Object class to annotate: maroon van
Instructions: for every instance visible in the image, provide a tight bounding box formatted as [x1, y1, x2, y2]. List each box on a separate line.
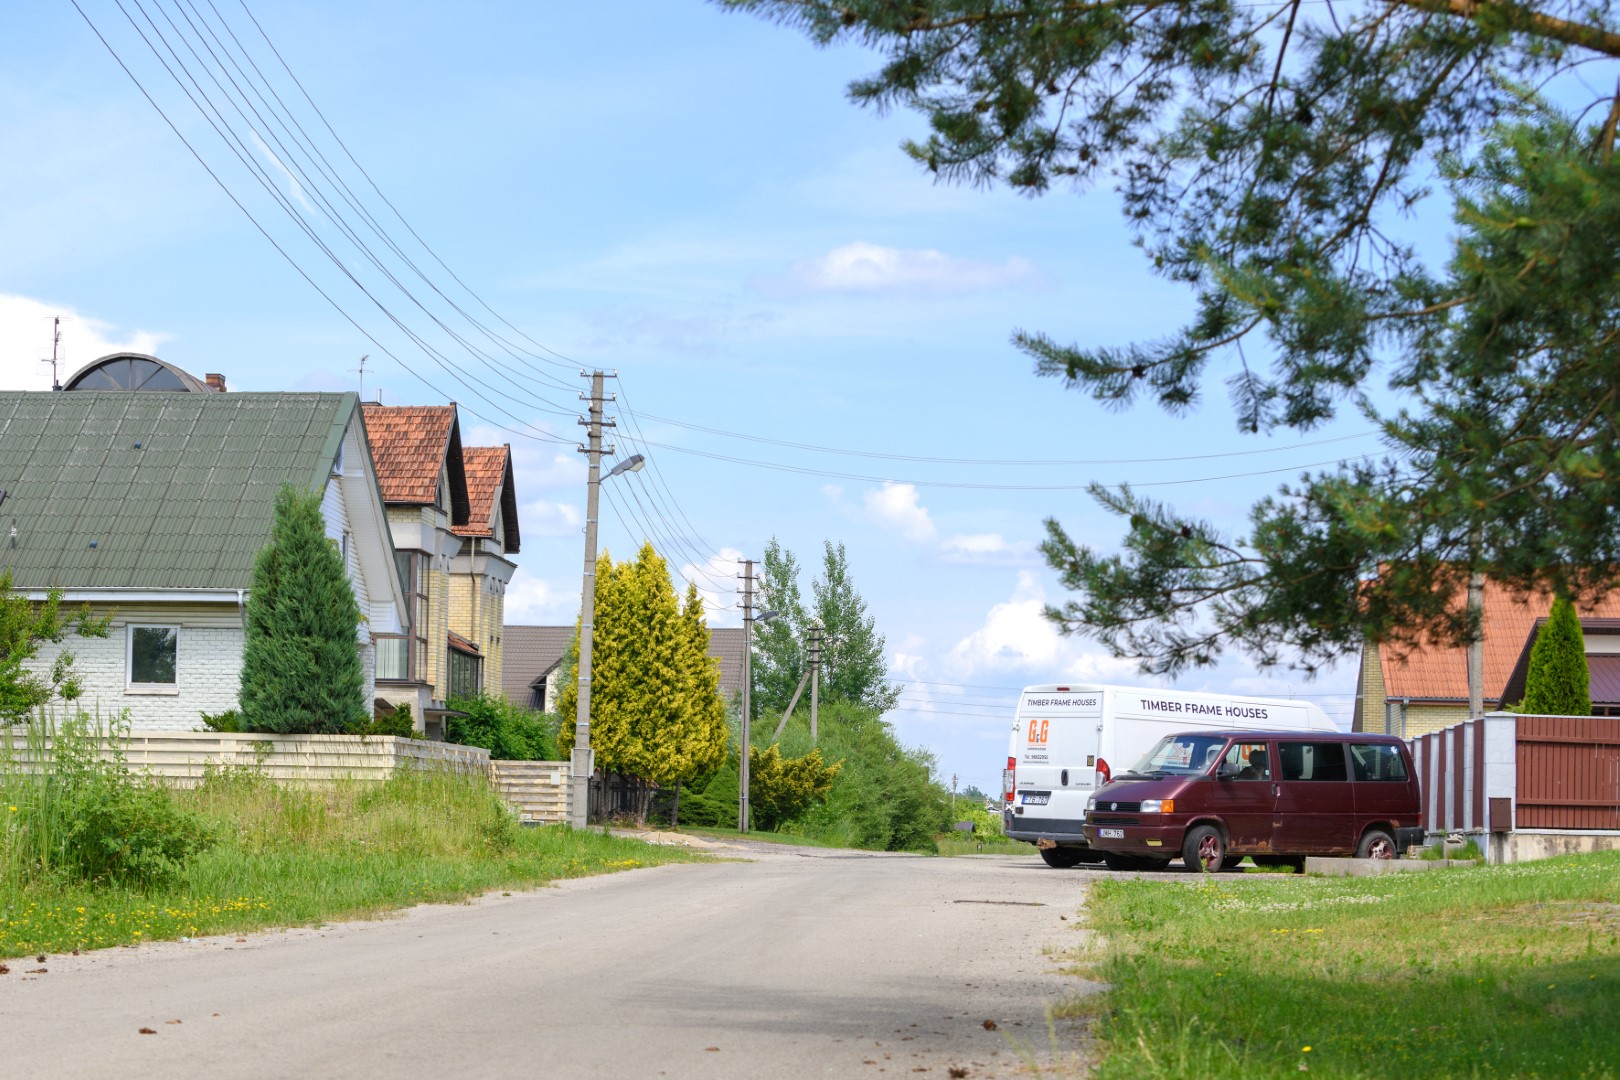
[1081, 730, 1423, 871]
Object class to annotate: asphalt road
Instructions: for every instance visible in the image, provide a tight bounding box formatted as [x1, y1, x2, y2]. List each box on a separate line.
[1, 840, 1102, 1079]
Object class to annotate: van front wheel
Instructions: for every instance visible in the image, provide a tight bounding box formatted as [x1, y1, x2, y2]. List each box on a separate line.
[1182, 825, 1225, 873]
[1040, 847, 1085, 869]
[1357, 829, 1398, 860]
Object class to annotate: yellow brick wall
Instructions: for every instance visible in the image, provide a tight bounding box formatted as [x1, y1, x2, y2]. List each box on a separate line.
[1401, 705, 1470, 738]
[1357, 645, 1387, 733]
[448, 564, 506, 696]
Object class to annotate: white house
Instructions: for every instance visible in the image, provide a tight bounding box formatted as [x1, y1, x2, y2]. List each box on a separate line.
[1, 354, 405, 730]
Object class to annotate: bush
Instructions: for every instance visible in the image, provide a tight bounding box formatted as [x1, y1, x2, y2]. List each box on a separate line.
[748, 744, 840, 831]
[444, 693, 557, 761]
[2, 710, 215, 886]
[1521, 596, 1592, 716]
[199, 708, 245, 732]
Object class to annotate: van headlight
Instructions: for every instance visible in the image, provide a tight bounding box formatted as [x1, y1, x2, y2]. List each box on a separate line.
[1139, 799, 1175, 814]
[1086, 794, 1097, 812]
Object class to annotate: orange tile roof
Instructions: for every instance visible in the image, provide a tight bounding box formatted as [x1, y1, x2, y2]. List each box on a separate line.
[452, 446, 507, 538]
[447, 630, 480, 656]
[1378, 580, 1620, 703]
[360, 403, 457, 504]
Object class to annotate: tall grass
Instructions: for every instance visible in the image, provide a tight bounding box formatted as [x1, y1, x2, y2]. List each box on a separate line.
[1, 719, 707, 957]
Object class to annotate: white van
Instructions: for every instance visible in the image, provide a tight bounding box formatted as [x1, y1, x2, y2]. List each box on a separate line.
[1001, 683, 1339, 867]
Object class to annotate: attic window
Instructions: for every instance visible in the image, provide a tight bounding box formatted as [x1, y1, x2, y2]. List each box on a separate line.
[70, 357, 190, 391]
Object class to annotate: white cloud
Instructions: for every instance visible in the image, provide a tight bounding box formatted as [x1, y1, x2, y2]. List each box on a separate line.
[0, 294, 170, 391]
[768, 242, 1036, 295]
[860, 482, 936, 541]
[504, 569, 578, 624]
[939, 533, 1038, 565]
[679, 546, 745, 628]
[949, 571, 1138, 681]
[521, 499, 582, 537]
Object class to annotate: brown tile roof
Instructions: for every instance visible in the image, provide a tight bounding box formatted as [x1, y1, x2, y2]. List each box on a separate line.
[360, 403, 470, 524]
[1378, 581, 1620, 704]
[448, 631, 480, 656]
[451, 445, 520, 552]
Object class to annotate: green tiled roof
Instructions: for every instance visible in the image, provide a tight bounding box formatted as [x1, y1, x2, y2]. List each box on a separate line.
[0, 392, 356, 591]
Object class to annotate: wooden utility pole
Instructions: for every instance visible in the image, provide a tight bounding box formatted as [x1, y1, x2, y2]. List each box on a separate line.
[808, 621, 823, 744]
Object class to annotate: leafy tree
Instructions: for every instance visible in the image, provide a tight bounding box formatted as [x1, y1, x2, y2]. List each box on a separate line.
[753, 537, 809, 716]
[747, 744, 842, 831]
[0, 569, 110, 724]
[725, 1, 1620, 673]
[239, 485, 366, 734]
[1520, 596, 1592, 715]
[813, 542, 901, 712]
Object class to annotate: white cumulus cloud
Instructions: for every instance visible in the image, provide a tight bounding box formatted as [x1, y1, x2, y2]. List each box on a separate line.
[679, 546, 745, 628]
[504, 569, 578, 624]
[939, 533, 1038, 565]
[949, 571, 1139, 680]
[771, 242, 1035, 295]
[860, 482, 936, 541]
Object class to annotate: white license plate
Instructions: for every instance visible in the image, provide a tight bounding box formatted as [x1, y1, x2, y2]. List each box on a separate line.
[1022, 794, 1049, 806]
[1098, 828, 1125, 839]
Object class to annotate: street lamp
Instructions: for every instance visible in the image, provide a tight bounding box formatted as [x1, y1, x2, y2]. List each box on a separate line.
[571, 447, 647, 828]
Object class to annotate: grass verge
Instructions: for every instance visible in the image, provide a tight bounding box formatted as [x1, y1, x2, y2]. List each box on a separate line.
[1082, 852, 1620, 1078]
[1, 766, 708, 957]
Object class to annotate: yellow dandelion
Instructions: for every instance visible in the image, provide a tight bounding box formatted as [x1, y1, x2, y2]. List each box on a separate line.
[1302, 1047, 1312, 1053]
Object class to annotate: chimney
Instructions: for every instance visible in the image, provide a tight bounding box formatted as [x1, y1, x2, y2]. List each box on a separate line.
[205, 373, 227, 392]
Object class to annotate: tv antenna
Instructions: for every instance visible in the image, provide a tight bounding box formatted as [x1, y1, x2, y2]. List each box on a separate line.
[42, 316, 66, 390]
[353, 354, 370, 400]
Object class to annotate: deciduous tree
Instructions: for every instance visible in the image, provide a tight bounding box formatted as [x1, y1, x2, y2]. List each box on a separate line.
[0, 569, 110, 723]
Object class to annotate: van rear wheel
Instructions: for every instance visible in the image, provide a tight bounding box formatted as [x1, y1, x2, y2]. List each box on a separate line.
[1040, 847, 1085, 869]
[1182, 825, 1225, 873]
[1357, 828, 1398, 860]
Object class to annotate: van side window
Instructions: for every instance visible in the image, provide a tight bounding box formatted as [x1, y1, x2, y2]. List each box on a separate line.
[1278, 742, 1348, 782]
[1350, 743, 1408, 782]
[1224, 742, 1270, 780]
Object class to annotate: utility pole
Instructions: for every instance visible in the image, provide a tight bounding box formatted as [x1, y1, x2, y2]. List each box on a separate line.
[572, 369, 617, 828]
[808, 620, 823, 744]
[952, 773, 958, 815]
[738, 558, 756, 833]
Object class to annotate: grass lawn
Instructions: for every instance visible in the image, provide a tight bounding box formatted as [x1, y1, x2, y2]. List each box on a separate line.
[935, 834, 1029, 857]
[1074, 852, 1620, 1078]
[1, 769, 710, 958]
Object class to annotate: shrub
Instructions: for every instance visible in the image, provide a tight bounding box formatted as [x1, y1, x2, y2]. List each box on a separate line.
[2, 709, 214, 886]
[748, 744, 840, 831]
[199, 708, 245, 732]
[445, 693, 557, 760]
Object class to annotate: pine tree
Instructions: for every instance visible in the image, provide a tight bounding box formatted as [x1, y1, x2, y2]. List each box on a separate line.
[239, 485, 366, 734]
[1521, 597, 1592, 717]
[664, 583, 731, 825]
[731, 3, 1620, 675]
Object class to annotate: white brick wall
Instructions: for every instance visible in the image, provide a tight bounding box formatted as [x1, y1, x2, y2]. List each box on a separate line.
[34, 624, 246, 732]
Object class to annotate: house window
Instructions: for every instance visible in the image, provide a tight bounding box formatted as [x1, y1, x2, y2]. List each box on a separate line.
[448, 649, 482, 700]
[376, 551, 429, 683]
[127, 625, 179, 690]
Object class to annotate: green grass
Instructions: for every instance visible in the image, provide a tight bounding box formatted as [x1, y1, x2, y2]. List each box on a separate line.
[934, 834, 1029, 856]
[1, 766, 709, 957]
[1079, 852, 1620, 1078]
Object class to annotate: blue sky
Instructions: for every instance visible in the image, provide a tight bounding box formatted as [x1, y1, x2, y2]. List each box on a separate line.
[0, 0, 1406, 794]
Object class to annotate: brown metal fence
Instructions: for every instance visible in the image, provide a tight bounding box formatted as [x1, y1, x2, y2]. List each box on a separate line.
[1514, 716, 1620, 829]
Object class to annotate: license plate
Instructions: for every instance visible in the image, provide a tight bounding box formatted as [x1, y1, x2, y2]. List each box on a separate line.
[1098, 828, 1125, 839]
[1021, 793, 1049, 806]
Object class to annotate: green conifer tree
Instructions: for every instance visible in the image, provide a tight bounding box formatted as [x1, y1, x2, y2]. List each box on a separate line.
[239, 485, 366, 734]
[1520, 597, 1592, 717]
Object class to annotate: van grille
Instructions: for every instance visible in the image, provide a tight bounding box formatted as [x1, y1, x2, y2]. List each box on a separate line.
[1089, 814, 1140, 826]
[1092, 800, 1142, 813]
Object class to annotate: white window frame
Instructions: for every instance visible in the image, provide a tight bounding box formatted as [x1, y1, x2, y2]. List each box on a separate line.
[126, 623, 181, 695]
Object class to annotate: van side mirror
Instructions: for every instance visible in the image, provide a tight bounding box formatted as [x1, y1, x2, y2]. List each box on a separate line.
[1216, 762, 1241, 780]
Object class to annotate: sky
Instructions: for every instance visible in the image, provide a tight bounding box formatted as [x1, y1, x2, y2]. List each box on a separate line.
[0, 0, 1422, 795]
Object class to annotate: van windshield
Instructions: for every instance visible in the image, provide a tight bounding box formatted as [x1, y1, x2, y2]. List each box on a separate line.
[1125, 734, 1229, 777]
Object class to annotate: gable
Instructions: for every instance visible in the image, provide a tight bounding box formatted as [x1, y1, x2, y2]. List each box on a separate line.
[359, 403, 470, 524]
[452, 445, 520, 553]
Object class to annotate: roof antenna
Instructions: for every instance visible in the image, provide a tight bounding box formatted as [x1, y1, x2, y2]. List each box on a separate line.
[41, 316, 65, 390]
[352, 354, 370, 400]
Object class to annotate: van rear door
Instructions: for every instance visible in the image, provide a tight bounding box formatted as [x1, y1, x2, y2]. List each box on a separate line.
[1013, 690, 1103, 835]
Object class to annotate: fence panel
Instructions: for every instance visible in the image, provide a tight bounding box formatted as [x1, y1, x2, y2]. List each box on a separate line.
[1515, 716, 1620, 829]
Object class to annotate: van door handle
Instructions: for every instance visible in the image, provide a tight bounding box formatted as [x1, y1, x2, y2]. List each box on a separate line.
[1272, 784, 1280, 797]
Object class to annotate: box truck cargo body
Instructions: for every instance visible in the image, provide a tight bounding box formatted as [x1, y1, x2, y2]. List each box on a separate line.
[1001, 684, 1339, 867]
